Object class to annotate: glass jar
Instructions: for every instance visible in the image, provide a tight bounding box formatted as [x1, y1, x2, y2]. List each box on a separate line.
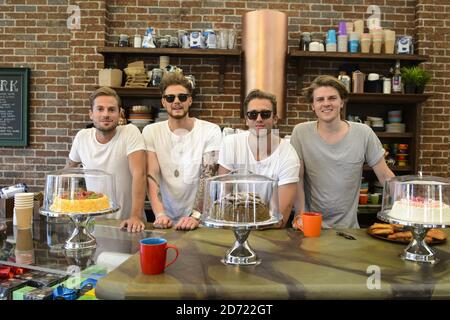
[119, 34, 129, 47]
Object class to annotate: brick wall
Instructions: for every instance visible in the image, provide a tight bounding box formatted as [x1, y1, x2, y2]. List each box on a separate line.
[0, 0, 449, 191]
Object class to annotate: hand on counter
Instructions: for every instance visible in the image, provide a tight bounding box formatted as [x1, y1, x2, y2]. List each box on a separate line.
[120, 217, 145, 233]
[175, 216, 200, 231]
[153, 214, 173, 229]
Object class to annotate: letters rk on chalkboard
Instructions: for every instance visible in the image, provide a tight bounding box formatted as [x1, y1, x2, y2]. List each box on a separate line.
[0, 68, 29, 146]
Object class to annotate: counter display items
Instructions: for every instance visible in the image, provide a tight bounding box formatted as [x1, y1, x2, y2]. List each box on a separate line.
[40, 168, 120, 250]
[378, 173, 450, 263]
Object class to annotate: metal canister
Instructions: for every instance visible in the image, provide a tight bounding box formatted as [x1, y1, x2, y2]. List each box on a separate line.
[338, 74, 351, 93]
[0, 183, 28, 199]
[383, 77, 392, 94]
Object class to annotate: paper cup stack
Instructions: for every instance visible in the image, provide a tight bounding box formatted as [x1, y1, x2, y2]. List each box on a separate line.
[14, 192, 34, 230]
[384, 30, 396, 54]
[371, 28, 383, 54]
[14, 228, 35, 264]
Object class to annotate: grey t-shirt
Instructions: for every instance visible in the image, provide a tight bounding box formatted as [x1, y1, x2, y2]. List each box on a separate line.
[290, 121, 385, 228]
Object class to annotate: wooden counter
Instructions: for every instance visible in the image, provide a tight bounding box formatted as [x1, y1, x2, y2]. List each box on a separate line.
[96, 226, 450, 300]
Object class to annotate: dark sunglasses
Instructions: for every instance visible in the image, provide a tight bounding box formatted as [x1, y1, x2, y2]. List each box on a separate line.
[163, 94, 190, 103]
[246, 110, 273, 120]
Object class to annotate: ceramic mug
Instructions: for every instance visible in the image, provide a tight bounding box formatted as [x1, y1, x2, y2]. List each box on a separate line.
[295, 212, 322, 237]
[140, 238, 179, 275]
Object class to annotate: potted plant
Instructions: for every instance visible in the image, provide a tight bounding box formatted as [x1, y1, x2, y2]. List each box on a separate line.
[401, 66, 432, 94]
[401, 66, 420, 94]
[415, 67, 431, 94]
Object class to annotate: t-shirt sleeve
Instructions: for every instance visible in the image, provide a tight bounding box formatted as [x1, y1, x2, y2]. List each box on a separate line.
[365, 126, 386, 167]
[278, 144, 300, 186]
[68, 131, 81, 163]
[125, 125, 147, 156]
[218, 135, 234, 171]
[142, 124, 156, 152]
[204, 124, 222, 154]
[290, 125, 303, 161]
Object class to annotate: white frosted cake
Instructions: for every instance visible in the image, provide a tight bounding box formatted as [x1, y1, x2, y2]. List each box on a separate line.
[389, 196, 450, 224]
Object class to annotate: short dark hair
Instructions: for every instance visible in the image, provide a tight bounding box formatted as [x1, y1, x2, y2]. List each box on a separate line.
[243, 89, 277, 115]
[89, 87, 121, 109]
[303, 75, 349, 104]
[159, 72, 193, 95]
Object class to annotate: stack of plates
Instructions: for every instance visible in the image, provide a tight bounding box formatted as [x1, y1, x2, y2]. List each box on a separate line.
[386, 123, 405, 133]
[128, 105, 153, 131]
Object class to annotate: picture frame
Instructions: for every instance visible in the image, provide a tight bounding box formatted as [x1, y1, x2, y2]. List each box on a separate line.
[0, 67, 29, 146]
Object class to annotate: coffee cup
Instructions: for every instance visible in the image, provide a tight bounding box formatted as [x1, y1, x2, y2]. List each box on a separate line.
[296, 212, 322, 237]
[140, 237, 179, 275]
[369, 193, 380, 205]
[359, 193, 369, 205]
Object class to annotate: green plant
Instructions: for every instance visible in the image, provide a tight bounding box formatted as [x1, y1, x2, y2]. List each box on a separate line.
[401, 66, 431, 87]
[416, 68, 432, 87]
[400, 66, 420, 85]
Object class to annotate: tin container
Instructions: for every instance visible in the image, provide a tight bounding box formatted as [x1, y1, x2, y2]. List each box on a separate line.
[0, 183, 28, 199]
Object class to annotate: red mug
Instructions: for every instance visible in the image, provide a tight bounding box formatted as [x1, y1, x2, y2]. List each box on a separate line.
[140, 238, 179, 275]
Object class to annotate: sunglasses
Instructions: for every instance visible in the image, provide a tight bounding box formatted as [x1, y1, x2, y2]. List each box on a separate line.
[246, 110, 273, 120]
[163, 94, 190, 103]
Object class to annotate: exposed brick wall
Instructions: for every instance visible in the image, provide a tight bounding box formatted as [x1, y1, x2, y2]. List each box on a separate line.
[0, 0, 449, 191]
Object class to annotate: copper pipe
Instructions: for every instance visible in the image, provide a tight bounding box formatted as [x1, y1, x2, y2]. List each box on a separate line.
[242, 10, 288, 119]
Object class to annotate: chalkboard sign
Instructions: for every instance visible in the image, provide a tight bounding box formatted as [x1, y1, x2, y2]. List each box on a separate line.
[0, 68, 29, 146]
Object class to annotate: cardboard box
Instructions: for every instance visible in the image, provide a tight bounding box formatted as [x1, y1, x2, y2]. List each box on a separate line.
[99, 68, 123, 87]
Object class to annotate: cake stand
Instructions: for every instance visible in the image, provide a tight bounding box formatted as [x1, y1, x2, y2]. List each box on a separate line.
[377, 210, 449, 264]
[203, 217, 281, 266]
[40, 207, 119, 250]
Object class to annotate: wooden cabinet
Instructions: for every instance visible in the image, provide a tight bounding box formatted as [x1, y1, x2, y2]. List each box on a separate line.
[289, 49, 431, 224]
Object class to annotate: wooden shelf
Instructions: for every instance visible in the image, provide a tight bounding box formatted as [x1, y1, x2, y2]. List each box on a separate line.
[375, 132, 414, 138]
[104, 87, 161, 97]
[364, 165, 413, 172]
[348, 93, 431, 104]
[289, 49, 428, 63]
[97, 47, 241, 93]
[97, 47, 241, 57]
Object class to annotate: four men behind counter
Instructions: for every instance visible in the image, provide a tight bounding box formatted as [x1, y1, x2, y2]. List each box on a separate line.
[67, 73, 394, 232]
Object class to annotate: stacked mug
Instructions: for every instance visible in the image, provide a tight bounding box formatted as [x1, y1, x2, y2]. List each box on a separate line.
[14, 192, 34, 229]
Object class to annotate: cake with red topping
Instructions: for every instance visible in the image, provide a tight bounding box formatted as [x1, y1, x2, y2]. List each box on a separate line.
[50, 190, 110, 213]
[389, 196, 450, 224]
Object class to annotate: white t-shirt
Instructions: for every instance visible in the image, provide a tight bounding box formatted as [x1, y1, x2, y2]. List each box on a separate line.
[219, 131, 300, 186]
[69, 124, 147, 220]
[142, 119, 222, 220]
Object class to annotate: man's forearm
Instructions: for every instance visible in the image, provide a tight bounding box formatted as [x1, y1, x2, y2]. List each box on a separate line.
[130, 172, 146, 219]
[147, 174, 165, 214]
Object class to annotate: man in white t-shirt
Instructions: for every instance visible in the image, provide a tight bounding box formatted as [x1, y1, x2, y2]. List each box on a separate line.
[142, 73, 222, 231]
[68, 87, 147, 232]
[218, 89, 300, 227]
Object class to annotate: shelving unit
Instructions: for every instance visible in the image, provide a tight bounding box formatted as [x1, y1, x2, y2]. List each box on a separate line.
[97, 47, 241, 94]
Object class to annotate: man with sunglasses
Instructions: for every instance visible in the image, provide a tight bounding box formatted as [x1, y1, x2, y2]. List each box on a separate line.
[142, 73, 222, 231]
[67, 87, 147, 233]
[218, 89, 300, 227]
[290, 75, 394, 229]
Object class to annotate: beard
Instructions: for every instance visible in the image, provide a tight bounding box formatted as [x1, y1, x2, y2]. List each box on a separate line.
[93, 119, 119, 133]
[168, 108, 188, 119]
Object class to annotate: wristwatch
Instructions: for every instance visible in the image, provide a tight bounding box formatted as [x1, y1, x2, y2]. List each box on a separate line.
[189, 210, 202, 221]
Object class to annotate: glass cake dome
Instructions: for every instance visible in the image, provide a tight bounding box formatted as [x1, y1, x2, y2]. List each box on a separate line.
[202, 172, 282, 229]
[380, 174, 450, 227]
[42, 168, 119, 215]
[40, 168, 120, 251]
